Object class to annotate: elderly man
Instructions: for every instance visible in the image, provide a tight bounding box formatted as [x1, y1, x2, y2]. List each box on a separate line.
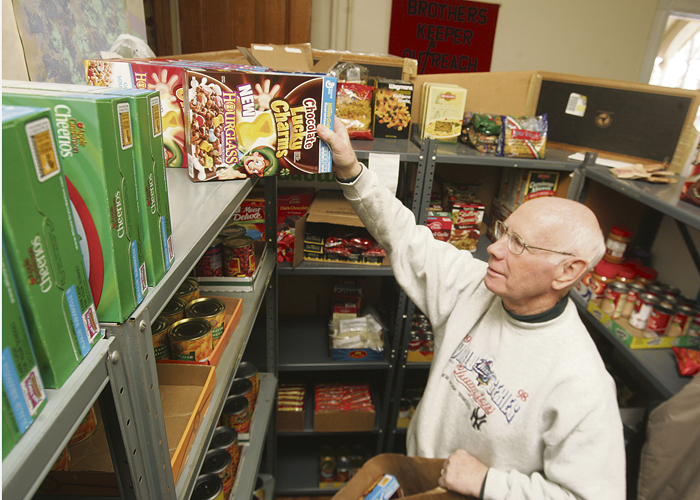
[317, 118, 626, 500]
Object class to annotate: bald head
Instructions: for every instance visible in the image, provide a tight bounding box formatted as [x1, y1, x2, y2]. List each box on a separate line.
[513, 197, 605, 271]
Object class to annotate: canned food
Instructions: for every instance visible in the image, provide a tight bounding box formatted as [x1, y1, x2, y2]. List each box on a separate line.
[220, 223, 247, 239]
[687, 313, 700, 337]
[196, 238, 224, 277]
[644, 283, 665, 297]
[253, 476, 265, 500]
[50, 446, 71, 471]
[151, 316, 171, 360]
[645, 303, 675, 338]
[229, 377, 254, 412]
[220, 395, 250, 433]
[192, 474, 224, 500]
[186, 297, 227, 346]
[160, 297, 187, 324]
[68, 405, 97, 446]
[629, 293, 658, 330]
[336, 455, 352, 482]
[175, 277, 200, 304]
[601, 282, 628, 319]
[235, 361, 259, 410]
[666, 303, 697, 337]
[201, 449, 233, 499]
[223, 236, 256, 277]
[319, 445, 336, 482]
[621, 282, 646, 318]
[168, 318, 213, 362]
[210, 426, 240, 481]
[399, 398, 411, 419]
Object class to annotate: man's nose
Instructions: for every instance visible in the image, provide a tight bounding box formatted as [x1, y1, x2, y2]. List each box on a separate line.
[486, 235, 508, 258]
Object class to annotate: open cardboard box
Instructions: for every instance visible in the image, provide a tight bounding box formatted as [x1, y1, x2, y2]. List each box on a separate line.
[293, 190, 390, 268]
[156, 295, 243, 367]
[37, 364, 216, 495]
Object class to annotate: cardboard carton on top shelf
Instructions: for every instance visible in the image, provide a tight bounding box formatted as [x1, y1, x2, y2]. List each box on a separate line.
[1, 105, 101, 388]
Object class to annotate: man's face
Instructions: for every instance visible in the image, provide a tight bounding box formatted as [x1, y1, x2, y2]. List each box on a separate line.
[484, 205, 562, 313]
[243, 151, 268, 175]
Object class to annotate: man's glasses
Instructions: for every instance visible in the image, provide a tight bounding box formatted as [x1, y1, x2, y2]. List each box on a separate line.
[493, 220, 574, 256]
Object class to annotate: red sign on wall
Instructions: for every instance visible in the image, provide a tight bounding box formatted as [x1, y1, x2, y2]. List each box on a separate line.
[388, 0, 500, 75]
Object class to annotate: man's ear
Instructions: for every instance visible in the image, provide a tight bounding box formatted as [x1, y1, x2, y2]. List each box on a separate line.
[552, 258, 588, 291]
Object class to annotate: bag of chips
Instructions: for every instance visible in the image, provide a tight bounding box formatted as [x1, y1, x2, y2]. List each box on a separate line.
[498, 114, 548, 159]
[672, 347, 700, 377]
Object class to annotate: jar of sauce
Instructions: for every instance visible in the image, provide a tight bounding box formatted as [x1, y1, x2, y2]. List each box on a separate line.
[603, 225, 634, 264]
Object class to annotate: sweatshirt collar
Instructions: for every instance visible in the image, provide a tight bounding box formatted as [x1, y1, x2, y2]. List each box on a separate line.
[502, 294, 570, 323]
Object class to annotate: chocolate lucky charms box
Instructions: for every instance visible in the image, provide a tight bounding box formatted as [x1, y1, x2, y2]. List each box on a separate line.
[184, 70, 337, 181]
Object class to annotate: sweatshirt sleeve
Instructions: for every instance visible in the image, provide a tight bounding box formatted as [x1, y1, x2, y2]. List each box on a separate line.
[339, 166, 488, 327]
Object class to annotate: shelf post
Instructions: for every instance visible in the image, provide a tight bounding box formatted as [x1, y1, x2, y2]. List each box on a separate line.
[264, 176, 278, 477]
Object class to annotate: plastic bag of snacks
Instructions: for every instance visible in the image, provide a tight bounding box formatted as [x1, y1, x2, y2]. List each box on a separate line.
[681, 162, 700, 207]
[466, 113, 501, 153]
[498, 114, 548, 159]
[672, 347, 700, 376]
[336, 83, 375, 140]
[329, 62, 369, 84]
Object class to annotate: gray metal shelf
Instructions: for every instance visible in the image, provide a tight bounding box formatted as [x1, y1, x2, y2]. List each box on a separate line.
[2, 336, 114, 500]
[585, 165, 700, 231]
[278, 260, 394, 276]
[350, 137, 423, 162]
[432, 141, 579, 171]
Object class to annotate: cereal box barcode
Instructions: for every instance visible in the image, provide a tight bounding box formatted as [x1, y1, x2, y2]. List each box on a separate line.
[565, 93, 587, 117]
[25, 117, 61, 183]
[117, 102, 133, 149]
[150, 96, 162, 137]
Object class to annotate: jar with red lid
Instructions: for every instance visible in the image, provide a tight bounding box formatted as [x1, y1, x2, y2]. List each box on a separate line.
[614, 264, 637, 284]
[587, 260, 618, 301]
[603, 226, 634, 264]
[636, 266, 658, 285]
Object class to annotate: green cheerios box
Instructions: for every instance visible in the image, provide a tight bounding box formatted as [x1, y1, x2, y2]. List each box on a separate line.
[2, 81, 175, 286]
[1, 105, 102, 388]
[2, 88, 148, 323]
[2, 243, 48, 458]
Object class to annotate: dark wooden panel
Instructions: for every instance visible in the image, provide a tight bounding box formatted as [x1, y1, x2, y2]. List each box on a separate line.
[288, 0, 311, 43]
[233, 0, 257, 47]
[203, 0, 234, 51]
[260, 0, 288, 44]
[179, 0, 206, 54]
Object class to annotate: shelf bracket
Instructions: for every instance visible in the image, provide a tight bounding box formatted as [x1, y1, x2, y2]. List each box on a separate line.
[569, 152, 597, 201]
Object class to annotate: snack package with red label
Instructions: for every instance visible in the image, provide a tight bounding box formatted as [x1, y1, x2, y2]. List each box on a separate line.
[680, 162, 700, 208]
[672, 347, 700, 376]
[336, 83, 374, 140]
[498, 114, 548, 159]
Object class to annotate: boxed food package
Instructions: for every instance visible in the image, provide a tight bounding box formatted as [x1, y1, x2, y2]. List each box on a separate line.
[183, 68, 337, 181]
[420, 83, 467, 142]
[277, 383, 306, 432]
[426, 211, 452, 242]
[314, 383, 375, 432]
[2, 88, 149, 323]
[499, 169, 560, 213]
[369, 78, 413, 139]
[2, 245, 48, 458]
[2, 81, 175, 286]
[84, 58, 265, 169]
[1, 105, 101, 388]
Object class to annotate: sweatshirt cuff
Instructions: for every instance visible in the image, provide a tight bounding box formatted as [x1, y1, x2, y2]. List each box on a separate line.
[481, 468, 509, 500]
[338, 162, 374, 201]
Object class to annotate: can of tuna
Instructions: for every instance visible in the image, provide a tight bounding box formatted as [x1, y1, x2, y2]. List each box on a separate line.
[223, 236, 256, 277]
[196, 238, 224, 277]
[201, 449, 233, 499]
[168, 318, 213, 362]
[629, 293, 658, 330]
[151, 316, 171, 360]
[175, 277, 200, 304]
[229, 377, 254, 414]
[220, 223, 247, 239]
[220, 395, 250, 433]
[192, 473, 224, 500]
[160, 297, 187, 324]
[210, 426, 240, 481]
[68, 406, 97, 446]
[666, 302, 696, 337]
[645, 303, 675, 338]
[236, 362, 259, 410]
[186, 297, 227, 346]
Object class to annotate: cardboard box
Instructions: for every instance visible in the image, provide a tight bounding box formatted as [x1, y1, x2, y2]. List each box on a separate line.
[2, 81, 176, 286]
[156, 295, 243, 367]
[182, 68, 336, 181]
[37, 363, 216, 494]
[587, 300, 700, 349]
[313, 409, 376, 433]
[293, 191, 390, 267]
[2, 88, 149, 323]
[1, 105, 101, 388]
[407, 350, 433, 363]
[313, 383, 375, 432]
[2, 245, 48, 458]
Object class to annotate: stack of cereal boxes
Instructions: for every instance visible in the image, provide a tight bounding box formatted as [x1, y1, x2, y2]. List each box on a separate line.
[83, 58, 338, 182]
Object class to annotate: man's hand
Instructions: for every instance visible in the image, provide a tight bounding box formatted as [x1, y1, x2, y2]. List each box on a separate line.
[317, 117, 363, 181]
[437, 449, 489, 498]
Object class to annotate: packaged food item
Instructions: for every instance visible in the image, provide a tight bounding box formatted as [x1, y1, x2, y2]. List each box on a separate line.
[499, 169, 560, 212]
[220, 395, 251, 433]
[151, 316, 171, 360]
[369, 78, 412, 139]
[201, 449, 233, 500]
[603, 226, 634, 264]
[184, 69, 337, 181]
[336, 82, 374, 140]
[210, 426, 240, 483]
[420, 83, 467, 142]
[160, 297, 188, 324]
[222, 235, 256, 277]
[466, 113, 501, 153]
[235, 362, 259, 411]
[2, 88, 148, 324]
[2, 245, 47, 458]
[168, 318, 213, 362]
[498, 114, 548, 159]
[671, 347, 700, 376]
[1, 104, 101, 387]
[186, 297, 227, 346]
[600, 282, 628, 319]
[192, 474, 224, 500]
[68, 405, 97, 446]
[362, 474, 401, 500]
[195, 238, 224, 277]
[228, 377, 254, 414]
[50, 446, 71, 471]
[175, 277, 200, 304]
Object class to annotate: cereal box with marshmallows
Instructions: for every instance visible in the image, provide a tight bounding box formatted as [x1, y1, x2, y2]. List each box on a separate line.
[184, 69, 337, 182]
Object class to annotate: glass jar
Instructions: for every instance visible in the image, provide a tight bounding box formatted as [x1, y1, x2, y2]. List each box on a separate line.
[636, 266, 658, 285]
[587, 260, 618, 301]
[603, 225, 634, 264]
[614, 264, 637, 285]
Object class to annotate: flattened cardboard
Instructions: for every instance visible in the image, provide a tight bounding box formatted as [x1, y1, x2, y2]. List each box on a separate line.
[313, 409, 375, 432]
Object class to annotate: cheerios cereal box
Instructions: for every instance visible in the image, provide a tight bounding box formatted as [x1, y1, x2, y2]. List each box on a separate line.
[369, 78, 413, 139]
[183, 69, 337, 182]
[2, 88, 148, 324]
[1, 105, 101, 389]
[2, 243, 48, 458]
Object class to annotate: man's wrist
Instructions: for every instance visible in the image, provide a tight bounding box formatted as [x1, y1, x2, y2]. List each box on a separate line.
[336, 162, 364, 183]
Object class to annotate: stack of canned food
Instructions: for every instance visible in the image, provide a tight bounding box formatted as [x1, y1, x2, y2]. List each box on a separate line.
[194, 223, 257, 278]
[408, 312, 434, 356]
[583, 259, 700, 339]
[151, 278, 228, 362]
[319, 444, 368, 485]
[219, 362, 260, 435]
